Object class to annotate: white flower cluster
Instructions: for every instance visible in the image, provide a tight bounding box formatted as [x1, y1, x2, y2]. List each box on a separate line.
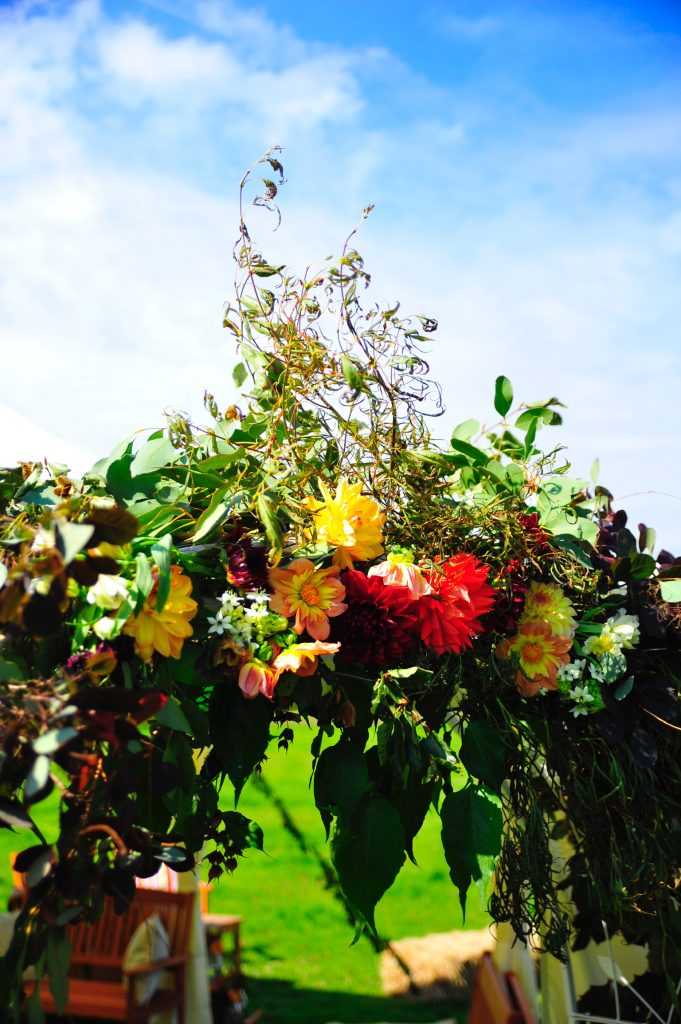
[206, 590, 285, 654]
[557, 658, 604, 716]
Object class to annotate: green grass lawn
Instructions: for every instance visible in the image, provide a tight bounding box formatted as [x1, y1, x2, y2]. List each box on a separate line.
[0, 725, 489, 1023]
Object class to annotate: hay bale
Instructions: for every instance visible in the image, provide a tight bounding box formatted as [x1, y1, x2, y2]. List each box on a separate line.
[380, 928, 495, 1002]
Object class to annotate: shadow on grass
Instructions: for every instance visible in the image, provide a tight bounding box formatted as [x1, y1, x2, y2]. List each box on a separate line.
[243, 977, 468, 1024]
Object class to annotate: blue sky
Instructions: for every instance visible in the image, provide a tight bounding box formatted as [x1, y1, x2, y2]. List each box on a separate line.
[1, 0, 680, 546]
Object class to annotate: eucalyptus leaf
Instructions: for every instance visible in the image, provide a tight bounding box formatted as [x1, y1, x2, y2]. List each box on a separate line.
[33, 728, 78, 755]
[233, 362, 248, 388]
[54, 522, 94, 565]
[151, 533, 172, 612]
[130, 437, 178, 478]
[494, 376, 513, 417]
[24, 756, 52, 803]
[660, 579, 681, 603]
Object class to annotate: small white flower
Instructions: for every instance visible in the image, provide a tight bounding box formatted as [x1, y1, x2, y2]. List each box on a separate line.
[588, 663, 605, 683]
[569, 684, 595, 704]
[571, 705, 590, 717]
[557, 659, 586, 683]
[87, 574, 129, 611]
[219, 591, 243, 610]
[207, 612, 226, 635]
[93, 615, 119, 640]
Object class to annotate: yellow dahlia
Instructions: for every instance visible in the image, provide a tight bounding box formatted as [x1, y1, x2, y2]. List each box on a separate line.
[269, 558, 346, 640]
[519, 582, 577, 637]
[498, 621, 572, 697]
[306, 478, 385, 569]
[123, 565, 197, 661]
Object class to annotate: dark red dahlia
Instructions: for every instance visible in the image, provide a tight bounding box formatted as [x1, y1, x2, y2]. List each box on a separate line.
[331, 570, 419, 669]
[225, 535, 270, 591]
[487, 558, 528, 633]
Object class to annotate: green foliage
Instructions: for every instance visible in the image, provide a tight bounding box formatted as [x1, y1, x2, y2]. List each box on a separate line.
[440, 786, 503, 917]
[331, 798, 406, 935]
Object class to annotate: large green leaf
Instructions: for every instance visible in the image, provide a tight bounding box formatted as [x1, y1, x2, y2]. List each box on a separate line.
[314, 736, 369, 824]
[460, 721, 506, 793]
[221, 811, 264, 853]
[330, 797, 406, 934]
[440, 785, 502, 917]
[192, 487, 230, 542]
[389, 763, 435, 864]
[209, 684, 272, 803]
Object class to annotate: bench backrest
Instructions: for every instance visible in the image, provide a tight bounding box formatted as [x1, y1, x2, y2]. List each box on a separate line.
[68, 890, 195, 969]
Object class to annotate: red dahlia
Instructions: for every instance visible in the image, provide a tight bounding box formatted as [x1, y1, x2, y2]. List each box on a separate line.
[418, 553, 496, 653]
[331, 570, 419, 669]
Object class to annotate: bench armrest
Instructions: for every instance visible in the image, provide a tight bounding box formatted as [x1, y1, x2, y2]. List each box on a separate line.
[123, 954, 189, 978]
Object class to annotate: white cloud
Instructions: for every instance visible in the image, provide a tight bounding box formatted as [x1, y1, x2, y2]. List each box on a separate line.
[0, 0, 680, 546]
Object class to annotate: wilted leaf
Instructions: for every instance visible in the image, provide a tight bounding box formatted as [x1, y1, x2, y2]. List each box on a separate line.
[87, 504, 140, 545]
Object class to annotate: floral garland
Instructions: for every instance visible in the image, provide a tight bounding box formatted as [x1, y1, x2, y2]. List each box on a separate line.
[0, 158, 679, 1019]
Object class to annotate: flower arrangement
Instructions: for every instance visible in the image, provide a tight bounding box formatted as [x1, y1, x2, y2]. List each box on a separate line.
[0, 156, 679, 1018]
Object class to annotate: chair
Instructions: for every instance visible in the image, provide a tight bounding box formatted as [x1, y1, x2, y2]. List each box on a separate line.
[468, 953, 532, 1024]
[25, 889, 195, 1024]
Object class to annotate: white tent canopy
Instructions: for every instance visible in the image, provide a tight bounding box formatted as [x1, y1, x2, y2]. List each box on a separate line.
[0, 403, 95, 478]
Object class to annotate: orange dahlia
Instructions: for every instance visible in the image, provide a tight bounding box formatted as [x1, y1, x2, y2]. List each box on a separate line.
[268, 558, 346, 640]
[498, 620, 572, 697]
[273, 640, 340, 677]
[123, 565, 197, 661]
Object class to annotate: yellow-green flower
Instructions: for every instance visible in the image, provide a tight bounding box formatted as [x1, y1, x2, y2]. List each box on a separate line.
[123, 565, 197, 661]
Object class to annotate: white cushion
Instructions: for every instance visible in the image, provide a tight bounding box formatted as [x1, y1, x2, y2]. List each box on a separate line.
[122, 912, 170, 1005]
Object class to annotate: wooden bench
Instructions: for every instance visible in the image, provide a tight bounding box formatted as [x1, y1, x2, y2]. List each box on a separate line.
[468, 953, 534, 1024]
[25, 889, 194, 1024]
